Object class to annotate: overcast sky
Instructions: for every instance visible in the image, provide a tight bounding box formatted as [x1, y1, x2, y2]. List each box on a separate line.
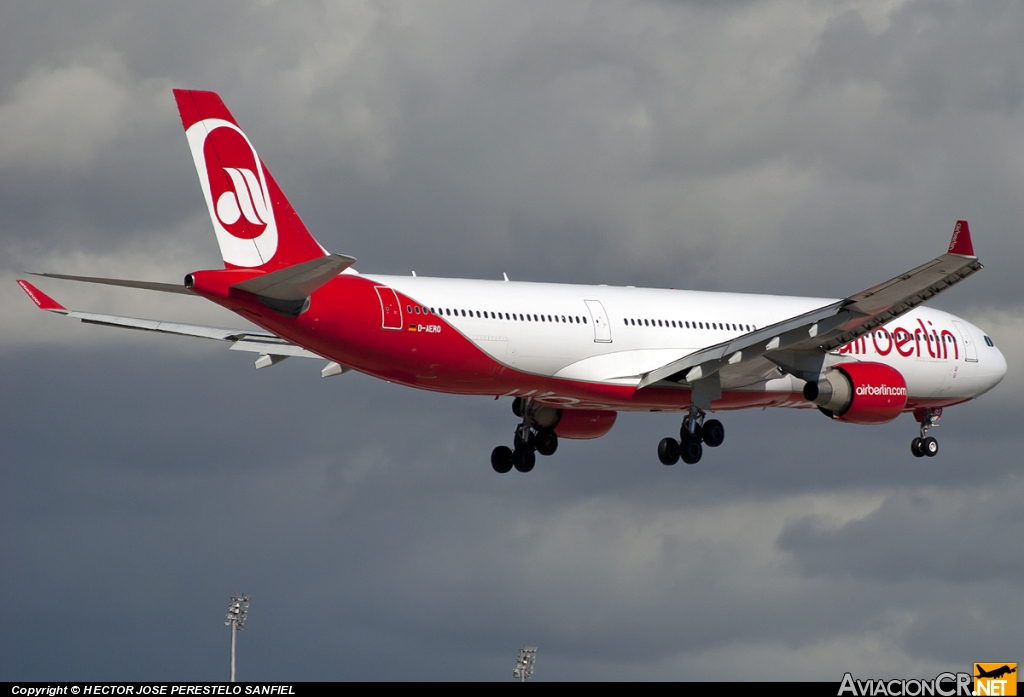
[2, 0, 1022, 682]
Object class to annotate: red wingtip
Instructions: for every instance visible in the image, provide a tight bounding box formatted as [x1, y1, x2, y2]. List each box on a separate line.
[17, 280, 67, 311]
[947, 220, 974, 256]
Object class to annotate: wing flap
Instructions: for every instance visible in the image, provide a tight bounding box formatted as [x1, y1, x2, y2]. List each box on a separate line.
[67, 311, 272, 342]
[228, 340, 322, 358]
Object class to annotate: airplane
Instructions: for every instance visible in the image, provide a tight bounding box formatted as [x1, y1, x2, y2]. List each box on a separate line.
[17, 89, 1008, 474]
[975, 665, 1016, 680]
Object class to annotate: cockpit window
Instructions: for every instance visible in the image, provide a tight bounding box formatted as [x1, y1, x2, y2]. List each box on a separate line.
[984, 336, 995, 347]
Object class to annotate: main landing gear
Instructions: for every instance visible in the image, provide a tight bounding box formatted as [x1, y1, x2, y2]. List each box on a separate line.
[491, 398, 560, 474]
[910, 408, 942, 458]
[657, 406, 725, 466]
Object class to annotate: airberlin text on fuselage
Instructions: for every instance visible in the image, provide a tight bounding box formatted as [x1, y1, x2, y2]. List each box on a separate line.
[841, 318, 960, 360]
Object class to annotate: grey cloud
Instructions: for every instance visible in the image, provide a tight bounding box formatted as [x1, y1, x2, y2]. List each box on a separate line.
[778, 481, 1024, 584]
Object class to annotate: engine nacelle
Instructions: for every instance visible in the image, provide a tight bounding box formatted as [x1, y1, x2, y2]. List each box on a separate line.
[554, 410, 618, 439]
[803, 362, 908, 424]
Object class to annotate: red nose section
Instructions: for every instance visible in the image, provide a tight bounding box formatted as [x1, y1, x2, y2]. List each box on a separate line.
[947, 220, 974, 257]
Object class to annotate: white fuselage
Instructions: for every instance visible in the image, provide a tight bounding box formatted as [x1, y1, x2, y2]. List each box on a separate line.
[370, 274, 1007, 406]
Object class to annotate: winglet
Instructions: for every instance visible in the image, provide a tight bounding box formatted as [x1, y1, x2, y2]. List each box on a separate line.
[947, 220, 974, 257]
[17, 279, 67, 312]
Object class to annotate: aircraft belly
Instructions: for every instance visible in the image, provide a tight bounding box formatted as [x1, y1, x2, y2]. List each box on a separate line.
[554, 347, 696, 383]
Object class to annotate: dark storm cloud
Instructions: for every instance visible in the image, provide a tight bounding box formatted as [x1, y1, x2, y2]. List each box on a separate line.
[3, 0, 1023, 682]
[778, 483, 1024, 584]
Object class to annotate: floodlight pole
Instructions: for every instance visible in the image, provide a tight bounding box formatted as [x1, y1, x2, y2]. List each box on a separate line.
[225, 594, 250, 683]
[513, 645, 537, 682]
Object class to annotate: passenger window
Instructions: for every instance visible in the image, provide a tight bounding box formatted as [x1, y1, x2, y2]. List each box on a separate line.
[406, 305, 412, 313]
[582, 317, 587, 324]
[414, 306, 421, 314]
[984, 336, 994, 347]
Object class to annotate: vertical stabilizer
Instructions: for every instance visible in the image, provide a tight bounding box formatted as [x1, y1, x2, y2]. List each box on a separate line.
[174, 89, 327, 270]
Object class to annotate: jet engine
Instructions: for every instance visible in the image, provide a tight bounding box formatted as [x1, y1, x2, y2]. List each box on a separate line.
[803, 362, 908, 424]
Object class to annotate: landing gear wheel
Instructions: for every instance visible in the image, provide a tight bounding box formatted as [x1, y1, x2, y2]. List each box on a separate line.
[680, 421, 703, 443]
[536, 430, 558, 456]
[491, 445, 514, 473]
[921, 437, 938, 457]
[910, 438, 925, 458]
[702, 419, 725, 448]
[680, 437, 703, 465]
[513, 447, 536, 473]
[658, 437, 680, 466]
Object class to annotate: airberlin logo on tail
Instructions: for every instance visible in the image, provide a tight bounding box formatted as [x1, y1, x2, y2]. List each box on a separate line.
[184, 118, 278, 267]
[216, 166, 271, 228]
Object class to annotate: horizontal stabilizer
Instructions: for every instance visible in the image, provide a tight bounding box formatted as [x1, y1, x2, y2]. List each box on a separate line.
[32, 273, 193, 295]
[231, 253, 356, 300]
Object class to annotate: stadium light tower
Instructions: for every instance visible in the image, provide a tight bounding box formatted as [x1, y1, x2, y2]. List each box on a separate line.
[225, 594, 250, 682]
[513, 645, 537, 682]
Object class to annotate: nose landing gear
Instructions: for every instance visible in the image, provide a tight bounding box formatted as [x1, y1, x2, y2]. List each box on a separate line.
[657, 406, 725, 466]
[491, 398, 560, 474]
[911, 408, 942, 458]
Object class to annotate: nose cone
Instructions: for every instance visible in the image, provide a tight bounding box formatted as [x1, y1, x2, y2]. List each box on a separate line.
[975, 329, 1008, 397]
[991, 345, 1008, 387]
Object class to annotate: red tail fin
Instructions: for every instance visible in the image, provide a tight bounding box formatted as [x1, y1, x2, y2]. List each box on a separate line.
[173, 89, 327, 270]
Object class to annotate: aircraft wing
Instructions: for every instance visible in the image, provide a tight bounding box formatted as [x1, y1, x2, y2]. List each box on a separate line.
[638, 221, 983, 390]
[16, 279, 340, 369]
